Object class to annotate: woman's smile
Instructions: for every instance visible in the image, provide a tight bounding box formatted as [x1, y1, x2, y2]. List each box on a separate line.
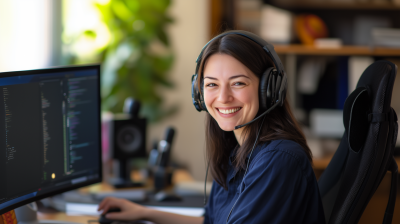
[216, 107, 242, 117]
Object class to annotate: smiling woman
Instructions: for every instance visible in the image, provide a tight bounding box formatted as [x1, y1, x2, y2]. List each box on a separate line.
[194, 31, 326, 223]
[196, 32, 311, 183]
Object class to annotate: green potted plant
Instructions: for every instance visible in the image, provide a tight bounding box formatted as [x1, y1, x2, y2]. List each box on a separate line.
[64, 0, 177, 122]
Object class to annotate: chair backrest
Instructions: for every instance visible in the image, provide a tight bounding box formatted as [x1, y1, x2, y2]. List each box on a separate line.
[318, 60, 398, 224]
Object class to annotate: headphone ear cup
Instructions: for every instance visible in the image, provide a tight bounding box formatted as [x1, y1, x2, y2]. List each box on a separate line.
[271, 72, 276, 104]
[259, 67, 275, 111]
[191, 74, 207, 112]
[191, 74, 203, 111]
[200, 80, 207, 111]
[278, 75, 287, 106]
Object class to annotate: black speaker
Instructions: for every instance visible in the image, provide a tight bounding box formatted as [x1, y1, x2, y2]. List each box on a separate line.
[111, 97, 147, 159]
[107, 98, 147, 188]
[112, 118, 146, 159]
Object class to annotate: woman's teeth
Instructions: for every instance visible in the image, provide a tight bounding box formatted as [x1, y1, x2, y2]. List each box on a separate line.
[219, 108, 241, 114]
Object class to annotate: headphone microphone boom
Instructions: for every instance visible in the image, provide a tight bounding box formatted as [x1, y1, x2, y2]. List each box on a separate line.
[234, 102, 279, 130]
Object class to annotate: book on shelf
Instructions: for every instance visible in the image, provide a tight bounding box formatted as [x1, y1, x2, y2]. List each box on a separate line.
[348, 56, 374, 93]
[314, 38, 343, 48]
[235, 0, 262, 35]
[371, 28, 400, 48]
[260, 4, 293, 44]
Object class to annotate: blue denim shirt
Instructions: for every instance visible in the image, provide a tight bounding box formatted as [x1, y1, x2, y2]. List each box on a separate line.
[203, 139, 325, 224]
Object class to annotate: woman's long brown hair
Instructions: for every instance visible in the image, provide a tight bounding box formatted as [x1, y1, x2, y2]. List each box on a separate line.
[198, 32, 312, 190]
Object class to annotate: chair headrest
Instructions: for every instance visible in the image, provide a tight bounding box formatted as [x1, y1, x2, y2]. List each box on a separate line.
[343, 87, 370, 152]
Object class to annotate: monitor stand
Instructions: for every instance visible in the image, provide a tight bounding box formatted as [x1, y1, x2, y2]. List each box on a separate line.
[14, 202, 81, 224]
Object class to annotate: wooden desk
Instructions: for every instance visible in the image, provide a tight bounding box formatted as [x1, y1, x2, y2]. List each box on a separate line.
[37, 213, 96, 224]
[37, 162, 399, 224]
[37, 170, 195, 224]
[313, 155, 400, 224]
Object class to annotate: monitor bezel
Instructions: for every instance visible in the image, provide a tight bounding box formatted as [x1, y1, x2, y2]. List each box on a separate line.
[0, 64, 103, 215]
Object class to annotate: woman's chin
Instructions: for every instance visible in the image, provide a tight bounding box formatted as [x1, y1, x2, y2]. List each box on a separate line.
[218, 123, 236, 132]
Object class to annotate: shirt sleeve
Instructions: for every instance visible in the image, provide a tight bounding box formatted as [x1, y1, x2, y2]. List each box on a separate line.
[227, 147, 323, 224]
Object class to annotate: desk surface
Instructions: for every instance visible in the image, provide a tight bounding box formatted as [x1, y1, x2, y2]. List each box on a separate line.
[38, 212, 96, 224]
[37, 161, 400, 224]
[37, 170, 198, 224]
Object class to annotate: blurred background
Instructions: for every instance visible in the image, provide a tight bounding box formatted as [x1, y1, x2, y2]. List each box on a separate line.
[0, 1, 400, 220]
[0, 0, 209, 181]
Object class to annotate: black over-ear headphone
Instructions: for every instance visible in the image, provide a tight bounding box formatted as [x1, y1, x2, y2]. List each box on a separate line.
[191, 30, 287, 129]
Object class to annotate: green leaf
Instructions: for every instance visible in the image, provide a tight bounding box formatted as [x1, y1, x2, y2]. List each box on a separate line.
[83, 30, 97, 39]
[111, 0, 133, 22]
[125, 0, 140, 12]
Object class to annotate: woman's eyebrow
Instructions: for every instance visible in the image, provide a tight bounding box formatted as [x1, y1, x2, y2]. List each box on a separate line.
[229, 74, 250, 80]
[204, 74, 250, 80]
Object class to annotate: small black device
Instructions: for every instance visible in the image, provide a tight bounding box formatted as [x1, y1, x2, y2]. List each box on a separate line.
[153, 127, 180, 202]
[99, 208, 122, 224]
[108, 98, 147, 188]
[191, 30, 288, 129]
[0, 65, 102, 222]
[147, 140, 160, 168]
[156, 127, 175, 168]
[154, 191, 182, 202]
[98, 207, 150, 224]
[153, 127, 176, 192]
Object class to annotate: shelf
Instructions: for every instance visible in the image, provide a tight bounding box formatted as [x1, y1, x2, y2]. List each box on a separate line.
[274, 44, 400, 56]
[313, 154, 334, 170]
[271, 0, 400, 10]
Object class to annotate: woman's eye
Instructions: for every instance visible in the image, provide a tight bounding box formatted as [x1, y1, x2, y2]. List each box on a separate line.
[233, 82, 245, 86]
[206, 83, 216, 87]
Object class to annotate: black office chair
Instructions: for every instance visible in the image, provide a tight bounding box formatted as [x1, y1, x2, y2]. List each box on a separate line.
[318, 60, 399, 224]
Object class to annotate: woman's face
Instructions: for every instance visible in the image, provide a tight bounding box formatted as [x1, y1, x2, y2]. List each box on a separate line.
[203, 53, 259, 132]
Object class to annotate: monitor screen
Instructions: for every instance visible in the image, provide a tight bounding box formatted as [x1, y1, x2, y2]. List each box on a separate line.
[0, 65, 102, 214]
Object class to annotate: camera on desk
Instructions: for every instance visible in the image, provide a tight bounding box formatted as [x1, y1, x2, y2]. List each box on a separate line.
[103, 97, 147, 188]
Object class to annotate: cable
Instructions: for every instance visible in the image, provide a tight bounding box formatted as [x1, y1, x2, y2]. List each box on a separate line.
[226, 115, 266, 223]
[204, 160, 210, 206]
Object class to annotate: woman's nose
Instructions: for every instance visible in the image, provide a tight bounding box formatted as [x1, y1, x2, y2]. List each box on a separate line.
[217, 86, 233, 103]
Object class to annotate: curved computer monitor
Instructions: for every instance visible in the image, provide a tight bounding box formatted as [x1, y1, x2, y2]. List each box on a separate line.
[0, 64, 102, 215]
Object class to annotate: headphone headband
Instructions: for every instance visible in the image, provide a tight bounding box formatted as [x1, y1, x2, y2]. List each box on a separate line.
[195, 30, 286, 78]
